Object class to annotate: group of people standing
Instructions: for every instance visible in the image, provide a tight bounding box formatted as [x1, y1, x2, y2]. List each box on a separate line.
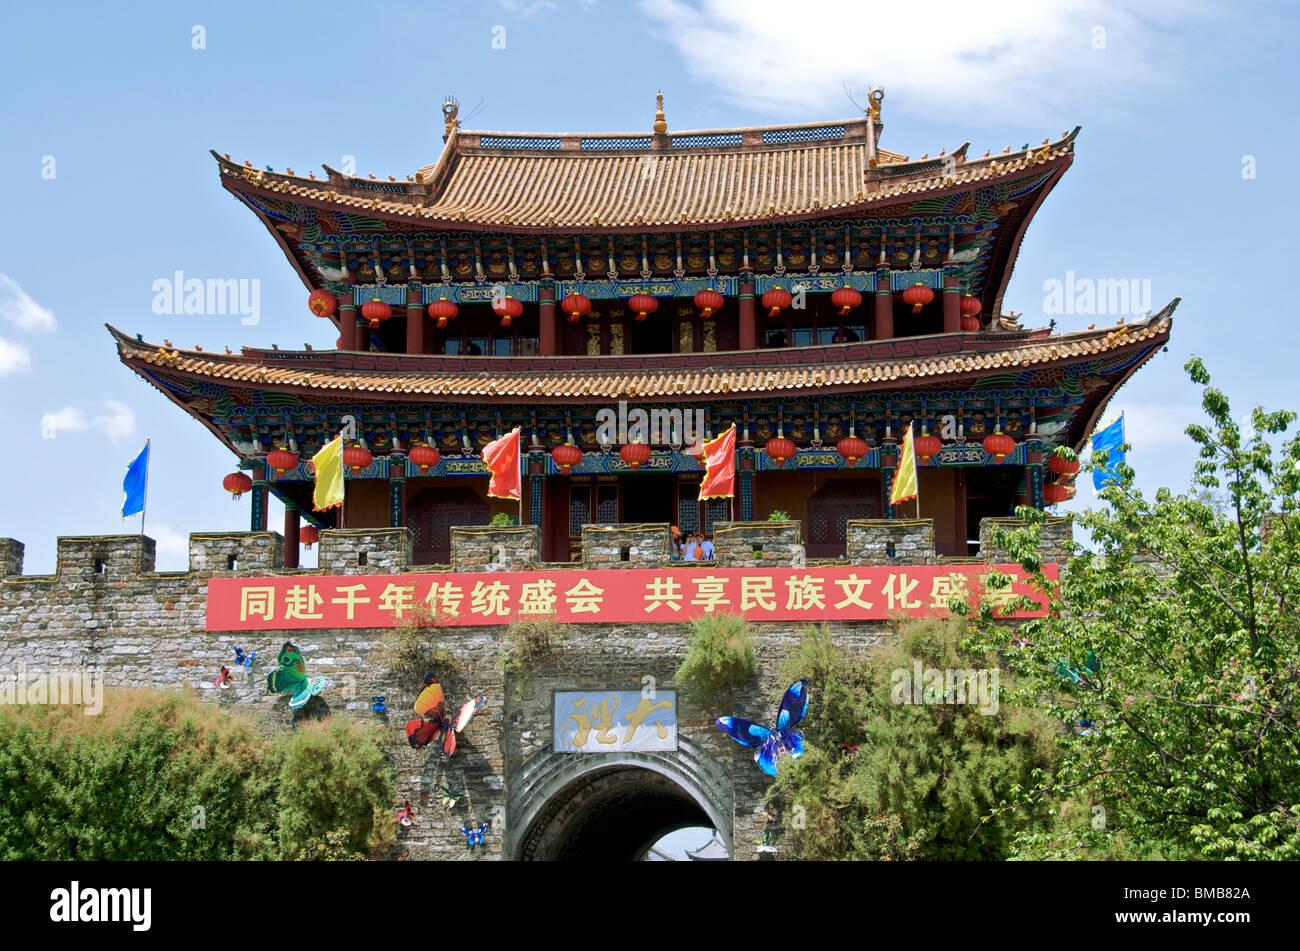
[670, 526, 715, 561]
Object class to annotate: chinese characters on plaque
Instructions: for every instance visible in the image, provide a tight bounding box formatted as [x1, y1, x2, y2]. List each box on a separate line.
[553, 690, 678, 753]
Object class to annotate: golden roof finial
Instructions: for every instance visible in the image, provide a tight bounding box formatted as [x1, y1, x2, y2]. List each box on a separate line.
[868, 87, 884, 122]
[653, 92, 667, 135]
[442, 96, 460, 142]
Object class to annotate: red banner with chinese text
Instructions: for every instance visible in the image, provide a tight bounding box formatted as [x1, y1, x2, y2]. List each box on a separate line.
[206, 564, 1058, 632]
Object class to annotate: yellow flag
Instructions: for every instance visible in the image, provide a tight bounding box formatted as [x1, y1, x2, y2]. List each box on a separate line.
[312, 434, 344, 512]
[890, 423, 918, 505]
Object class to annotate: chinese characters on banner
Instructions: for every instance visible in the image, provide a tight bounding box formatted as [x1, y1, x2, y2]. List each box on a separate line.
[205, 564, 1057, 631]
[554, 690, 678, 753]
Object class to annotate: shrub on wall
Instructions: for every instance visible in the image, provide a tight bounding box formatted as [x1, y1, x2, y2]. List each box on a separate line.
[768, 619, 1059, 860]
[376, 604, 465, 681]
[675, 612, 757, 709]
[500, 615, 568, 698]
[0, 688, 394, 860]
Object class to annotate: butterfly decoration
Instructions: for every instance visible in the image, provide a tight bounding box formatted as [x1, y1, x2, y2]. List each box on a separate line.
[440, 786, 462, 810]
[1079, 719, 1097, 736]
[265, 642, 333, 709]
[1055, 650, 1101, 685]
[462, 823, 488, 851]
[396, 801, 415, 827]
[371, 697, 387, 714]
[404, 673, 487, 760]
[213, 666, 233, 689]
[839, 742, 861, 759]
[233, 646, 257, 669]
[716, 680, 810, 777]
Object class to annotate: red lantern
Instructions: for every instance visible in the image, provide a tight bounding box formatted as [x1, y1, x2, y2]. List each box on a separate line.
[222, 472, 252, 499]
[308, 289, 337, 318]
[836, 436, 868, 465]
[628, 294, 658, 322]
[561, 293, 592, 324]
[913, 433, 943, 462]
[961, 315, 981, 332]
[1049, 454, 1081, 477]
[408, 444, 441, 471]
[831, 286, 862, 316]
[300, 525, 320, 549]
[765, 436, 796, 466]
[694, 289, 724, 319]
[428, 298, 458, 329]
[493, 296, 523, 328]
[551, 443, 583, 473]
[343, 445, 373, 472]
[361, 300, 391, 329]
[620, 442, 652, 469]
[265, 449, 299, 475]
[762, 287, 792, 317]
[960, 294, 982, 318]
[902, 283, 934, 314]
[1043, 482, 1071, 505]
[982, 432, 1016, 463]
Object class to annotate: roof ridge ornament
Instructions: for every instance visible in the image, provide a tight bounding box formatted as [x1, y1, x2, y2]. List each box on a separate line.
[443, 97, 460, 143]
[653, 92, 668, 135]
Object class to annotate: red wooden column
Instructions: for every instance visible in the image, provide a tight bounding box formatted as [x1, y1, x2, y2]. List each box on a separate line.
[539, 283, 559, 355]
[338, 291, 356, 351]
[283, 501, 300, 569]
[942, 271, 961, 334]
[872, 273, 893, 340]
[738, 276, 757, 350]
[405, 286, 424, 355]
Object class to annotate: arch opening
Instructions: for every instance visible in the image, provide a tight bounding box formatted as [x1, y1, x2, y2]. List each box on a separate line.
[517, 764, 721, 861]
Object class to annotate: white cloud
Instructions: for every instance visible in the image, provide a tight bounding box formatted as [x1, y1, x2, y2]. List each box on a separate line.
[93, 399, 137, 442]
[0, 337, 31, 375]
[1101, 402, 1196, 450]
[41, 399, 136, 442]
[150, 525, 190, 567]
[498, 0, 561, 17]
[0, 274, 56, 333]
[638, 0, 1214, 124]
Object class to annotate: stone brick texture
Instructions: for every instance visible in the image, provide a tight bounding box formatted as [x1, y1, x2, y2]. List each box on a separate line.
[0, 518, 1067, 861]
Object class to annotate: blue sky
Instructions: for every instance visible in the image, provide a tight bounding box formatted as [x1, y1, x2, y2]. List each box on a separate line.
[1, 0, 1297, 572]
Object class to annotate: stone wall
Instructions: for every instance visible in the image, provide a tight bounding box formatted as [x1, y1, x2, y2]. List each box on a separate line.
[979, 516, 1073, 563]
[0, 516, 1070, 862]
[847, 519, 934, 565]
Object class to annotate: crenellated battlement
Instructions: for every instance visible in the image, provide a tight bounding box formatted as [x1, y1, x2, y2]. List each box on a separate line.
[0, 517, 1072, 581]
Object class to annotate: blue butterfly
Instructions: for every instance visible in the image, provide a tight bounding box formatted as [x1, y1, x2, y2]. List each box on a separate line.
[371, 696, 387, 714]
[462, 822, 488, 851]
[716, 680, 810, 777]
[233, 647, 257, 668]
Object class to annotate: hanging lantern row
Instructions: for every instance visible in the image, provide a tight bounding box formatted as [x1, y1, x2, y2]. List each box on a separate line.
[308, 289, 337, 318]
[1043, 482, 1072, 505]
[836, 436, 867, 465]
[360, 300, 391, 330]
[300, 525, 320, 549]
[1049, 450, 1080, 477]
[628, 293, 658, 322]
[830, 286, 862, 316]
[428, 298, 458, 328]
[561, 293, 591, 323]
[223, 472, 252, 499]
[902, 283, 934, 314]
[620, 441, 651, 469]
[982, 431, 1016, 463]
[694, 289, 723, 319]
[493, 295, 523, 328]
[765, 435, 796, 466]
[408, 444, 441, 471]
[343, 445, 374, 472]
[913, 432, 943, 462]
[762, 287, 792, 317]
[265, 449, 298, 475]
[551, 443, 583, 473]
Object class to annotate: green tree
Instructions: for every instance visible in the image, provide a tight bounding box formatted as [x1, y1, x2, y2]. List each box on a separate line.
[675, 612, 756, 710]
[770, 620, 1059, 860]
[967, 358, 1300, 859]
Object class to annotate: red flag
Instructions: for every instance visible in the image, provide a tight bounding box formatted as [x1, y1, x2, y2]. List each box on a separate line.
[699, 424, 736, 500]
[483, 427, 521, 500]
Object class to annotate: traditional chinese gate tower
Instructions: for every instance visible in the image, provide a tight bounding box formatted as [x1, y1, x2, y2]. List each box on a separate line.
[114, 92, 1173, 567]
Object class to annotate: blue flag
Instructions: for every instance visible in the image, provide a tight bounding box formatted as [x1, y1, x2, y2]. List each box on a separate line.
[1091, 416, 1125, 490]
[122, 441, 150, 519]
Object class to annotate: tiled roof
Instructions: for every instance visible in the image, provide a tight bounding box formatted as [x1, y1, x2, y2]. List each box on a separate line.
[215, 122, 1077, 231]
[113, 304, 1173, 403]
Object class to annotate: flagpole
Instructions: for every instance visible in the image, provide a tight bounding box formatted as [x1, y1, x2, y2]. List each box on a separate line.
[140, 439, 150, 538]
